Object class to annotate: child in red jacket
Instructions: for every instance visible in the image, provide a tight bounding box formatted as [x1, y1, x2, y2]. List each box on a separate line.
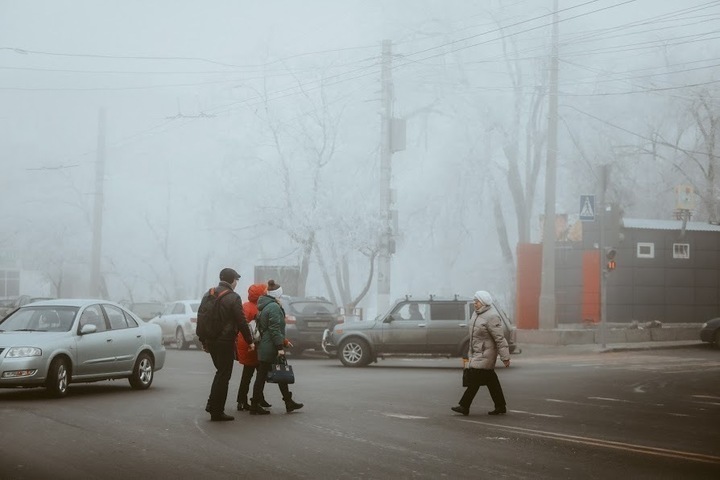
[235, 283, 269, 411]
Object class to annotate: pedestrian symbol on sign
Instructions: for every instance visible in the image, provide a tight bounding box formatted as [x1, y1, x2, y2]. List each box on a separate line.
[580, 195, 595, 221]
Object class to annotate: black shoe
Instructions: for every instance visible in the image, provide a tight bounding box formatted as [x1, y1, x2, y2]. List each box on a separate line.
[251, 397, 272, 408]
[237, 401, 251, 411]
[488, 407, 507, 416]
[249, 405, 270, 415]
[451, 405, 469, 416]
[285, 399, 304, 413]
[210, 412, 235, 421]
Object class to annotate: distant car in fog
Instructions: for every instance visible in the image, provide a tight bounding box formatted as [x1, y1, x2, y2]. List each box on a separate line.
[0, 295, 55, 318]
[700, 317, 720, 348]
[281, 296, 344, 356]
[128, 302, 166, 322]
[0, 298, 165, 397]
[149, 300, 201, 350]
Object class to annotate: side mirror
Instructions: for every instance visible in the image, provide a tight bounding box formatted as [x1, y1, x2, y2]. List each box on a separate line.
[80, 324, 97, 335]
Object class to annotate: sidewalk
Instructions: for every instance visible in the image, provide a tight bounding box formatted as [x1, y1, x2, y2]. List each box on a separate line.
[515, 322, 706, 354]
[517, 340, 706, 355]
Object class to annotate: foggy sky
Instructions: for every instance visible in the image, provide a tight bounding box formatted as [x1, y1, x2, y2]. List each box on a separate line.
[1, 0, 717, 316]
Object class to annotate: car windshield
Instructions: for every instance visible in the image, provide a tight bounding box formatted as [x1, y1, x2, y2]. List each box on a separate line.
[190, 303, 199, 313]
[0, 306, 79, 332]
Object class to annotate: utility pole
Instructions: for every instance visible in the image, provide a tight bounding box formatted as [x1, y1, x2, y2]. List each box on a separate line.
[538, 0, 560, 329]
[90, 108, 106, 298]
[599, 164, 610, 348]
[377, 39, 394, 314]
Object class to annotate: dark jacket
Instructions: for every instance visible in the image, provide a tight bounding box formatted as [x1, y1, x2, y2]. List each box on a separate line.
[256, 295, 286, 363]
[204, 281, 252, 344]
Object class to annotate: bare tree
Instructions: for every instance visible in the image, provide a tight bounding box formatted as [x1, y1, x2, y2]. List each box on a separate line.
[642, 88, 720, 222]
[249, 69, 381, 305]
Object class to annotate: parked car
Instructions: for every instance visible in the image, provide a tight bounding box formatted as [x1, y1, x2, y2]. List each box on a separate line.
[149, 300, 201, 350]
[127, 302, 166, 322]
[0, 298, 165, 397]
[322, 296, 520, 367]
[0, 298, 15, 318]
[281, 296, 344, 355]
[700, 317, 720, 348]
[0, 295, 55, 318]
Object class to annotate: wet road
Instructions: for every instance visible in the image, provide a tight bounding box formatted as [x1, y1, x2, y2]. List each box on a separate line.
[1, 345, 719, 479]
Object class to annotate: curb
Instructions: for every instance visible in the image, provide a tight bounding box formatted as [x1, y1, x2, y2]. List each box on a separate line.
[599, 341, 707, 353]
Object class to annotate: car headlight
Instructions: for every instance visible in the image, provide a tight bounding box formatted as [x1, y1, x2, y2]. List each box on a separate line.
[5, 346, 42, 358]
[702, 322, 707, 329]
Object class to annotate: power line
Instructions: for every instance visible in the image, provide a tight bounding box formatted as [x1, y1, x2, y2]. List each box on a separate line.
[561, 104, 712, 157]
[0, 44, 378, 69]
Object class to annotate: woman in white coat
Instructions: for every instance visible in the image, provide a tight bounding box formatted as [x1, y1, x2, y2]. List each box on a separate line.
[452, 290, 510, 416]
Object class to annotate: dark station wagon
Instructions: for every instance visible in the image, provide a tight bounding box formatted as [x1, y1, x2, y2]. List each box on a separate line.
[281, 296, 344, 355]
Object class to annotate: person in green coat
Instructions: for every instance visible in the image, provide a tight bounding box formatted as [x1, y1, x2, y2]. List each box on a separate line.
[249, 279, 304, 415]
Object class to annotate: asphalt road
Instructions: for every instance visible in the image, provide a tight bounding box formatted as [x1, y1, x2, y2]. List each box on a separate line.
[1, 346, 719, 479]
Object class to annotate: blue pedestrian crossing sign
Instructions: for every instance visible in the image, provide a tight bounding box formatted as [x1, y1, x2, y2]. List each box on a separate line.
[580, 195, 595, 221]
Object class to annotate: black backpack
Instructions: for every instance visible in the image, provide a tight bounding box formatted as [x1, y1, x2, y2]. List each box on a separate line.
[196, 288, 233, 343]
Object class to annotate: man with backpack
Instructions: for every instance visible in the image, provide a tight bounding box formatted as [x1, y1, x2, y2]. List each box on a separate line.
[199, 267, 254, 421]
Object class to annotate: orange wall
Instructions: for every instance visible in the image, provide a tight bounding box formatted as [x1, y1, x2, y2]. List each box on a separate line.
[581, 250, 600, 323]
[516, 243, 542, 329]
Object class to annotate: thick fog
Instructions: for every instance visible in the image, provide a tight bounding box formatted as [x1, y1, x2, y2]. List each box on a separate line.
[1, 0, 718, 317]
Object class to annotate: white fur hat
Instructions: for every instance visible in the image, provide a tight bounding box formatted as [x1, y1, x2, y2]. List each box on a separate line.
[473, 290, 493, 305]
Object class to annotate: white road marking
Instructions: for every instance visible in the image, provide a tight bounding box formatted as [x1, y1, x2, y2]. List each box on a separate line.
[461, 420, 720, 465]
[380, 413, 428, 419]
[691, 401, 720, 406]
[633, 385, 646, 393]
[588, 397, 633, 403]
[546, 398, 611, 408]
[508, 409, 563, 418]
[667, 413, 691, 417]
[692, 395, 720, 400]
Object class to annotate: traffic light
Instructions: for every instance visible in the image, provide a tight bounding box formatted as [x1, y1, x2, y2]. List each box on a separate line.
[605, 247, 617, 271]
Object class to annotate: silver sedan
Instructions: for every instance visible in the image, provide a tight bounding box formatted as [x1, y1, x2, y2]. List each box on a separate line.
[0, 299, 166, 397]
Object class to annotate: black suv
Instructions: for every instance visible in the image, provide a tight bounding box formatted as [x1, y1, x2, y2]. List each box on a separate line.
[322, 296, 520, 367]
[281, 296, 344, 355]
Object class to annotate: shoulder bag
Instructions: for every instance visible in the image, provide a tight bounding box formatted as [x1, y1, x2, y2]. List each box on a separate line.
[267, 355, 295, 384]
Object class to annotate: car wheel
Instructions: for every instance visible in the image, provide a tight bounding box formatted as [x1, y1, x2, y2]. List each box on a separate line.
[339, 338, 371, 367]
[194, 340, 203, 350]
[46, 357, 70, 398]
[175, 328, 188, 350]
[129, 352, 154, 390]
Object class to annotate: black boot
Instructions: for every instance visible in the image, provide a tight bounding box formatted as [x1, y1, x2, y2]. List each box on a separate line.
[284, 393, 304, 413]
[237, 399, 251, 411]
[251, 397, 272, 408]
[210, 412, 235, 421]
[488, 407, 507, 415]
[249, 400, 270, 416]
[451, 405, 469, 416]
